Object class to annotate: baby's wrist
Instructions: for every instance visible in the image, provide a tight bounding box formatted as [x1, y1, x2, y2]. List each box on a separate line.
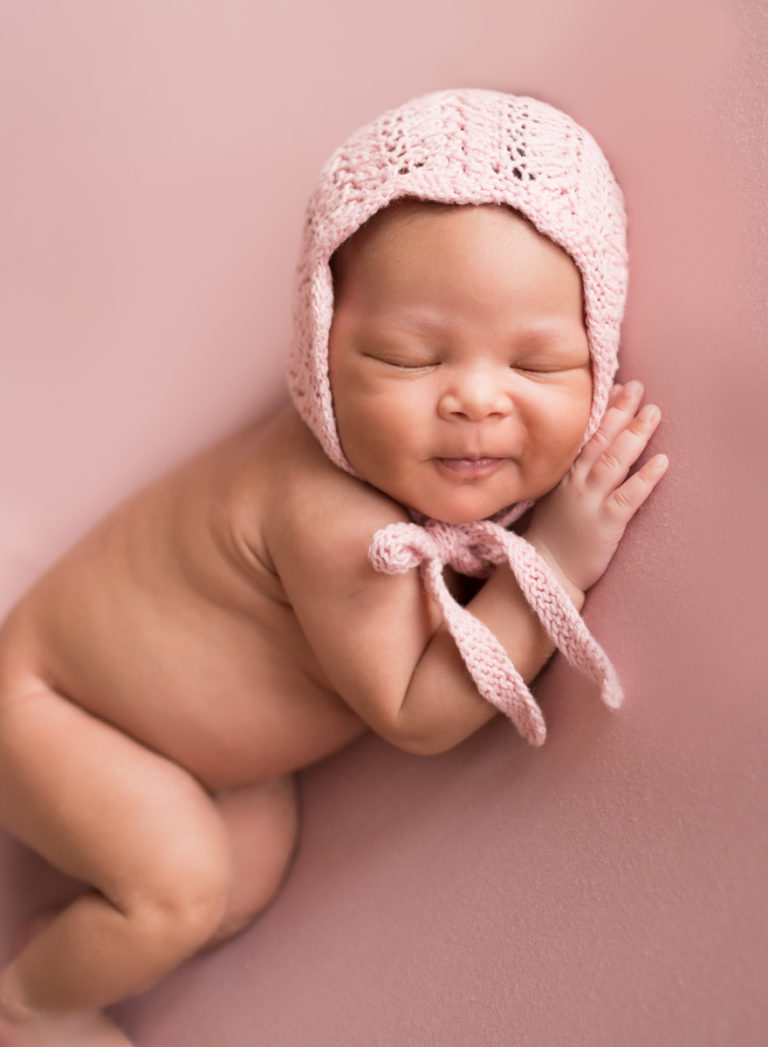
[523, 531, 586, 612]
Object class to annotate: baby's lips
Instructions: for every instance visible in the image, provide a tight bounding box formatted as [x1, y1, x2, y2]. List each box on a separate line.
[436, 457, 507, 478]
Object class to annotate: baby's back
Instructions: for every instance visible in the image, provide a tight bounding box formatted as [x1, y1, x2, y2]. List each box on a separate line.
[0, 409, 366, 792]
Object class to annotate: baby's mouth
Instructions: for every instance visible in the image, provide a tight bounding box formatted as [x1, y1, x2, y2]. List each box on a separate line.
[436, 456, 506, 478]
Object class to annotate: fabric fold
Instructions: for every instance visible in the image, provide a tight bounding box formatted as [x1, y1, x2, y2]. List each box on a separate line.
[369, 519, 623, 746]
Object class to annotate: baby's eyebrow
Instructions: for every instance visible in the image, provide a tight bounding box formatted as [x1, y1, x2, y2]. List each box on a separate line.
[365, 307, 451, 333]
[367, 311, 586, 345]
[508, 318, 588, 342]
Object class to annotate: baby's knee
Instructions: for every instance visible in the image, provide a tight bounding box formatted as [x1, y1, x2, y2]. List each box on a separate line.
[126, 819, 232, 958]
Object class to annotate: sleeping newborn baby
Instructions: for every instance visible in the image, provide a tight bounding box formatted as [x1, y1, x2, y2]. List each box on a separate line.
[0, 89, 667, 1045]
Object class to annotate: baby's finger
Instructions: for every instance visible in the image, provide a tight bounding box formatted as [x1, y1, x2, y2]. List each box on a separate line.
[578, 381, 645, 471]
[605, 454, 669, 522]
[586, 403, 662, 491]
[581, 397, 661, 487]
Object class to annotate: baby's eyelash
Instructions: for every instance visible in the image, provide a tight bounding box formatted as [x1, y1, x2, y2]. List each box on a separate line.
[365, 353, 438, 370]
[512, 359, 584, 375]
[513, 363, 556, 374]
[391, 360, 438, 370]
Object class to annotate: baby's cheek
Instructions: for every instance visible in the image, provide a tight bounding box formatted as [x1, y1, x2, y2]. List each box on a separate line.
[526, 429, 581, 490]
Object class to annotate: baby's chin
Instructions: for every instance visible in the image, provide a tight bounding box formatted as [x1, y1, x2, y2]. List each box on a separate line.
[373, 464, 553, 525]
[405, 478, 555, 525]
[407, 494, 520, 526]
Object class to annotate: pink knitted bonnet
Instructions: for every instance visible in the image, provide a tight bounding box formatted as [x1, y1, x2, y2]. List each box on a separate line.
[288, 89, 629, 745]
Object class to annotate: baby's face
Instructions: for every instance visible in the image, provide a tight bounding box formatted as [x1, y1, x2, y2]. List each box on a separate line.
[328, 203, 592, 523]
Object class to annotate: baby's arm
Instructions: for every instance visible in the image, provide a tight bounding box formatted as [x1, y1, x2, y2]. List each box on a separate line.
[270, 383, 666, 754]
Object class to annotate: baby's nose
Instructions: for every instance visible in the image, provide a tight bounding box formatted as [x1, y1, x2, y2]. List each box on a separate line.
[438, 369, 513, 422]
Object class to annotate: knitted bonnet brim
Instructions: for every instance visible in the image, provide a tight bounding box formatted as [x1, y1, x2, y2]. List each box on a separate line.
[286, 89, 629, 744]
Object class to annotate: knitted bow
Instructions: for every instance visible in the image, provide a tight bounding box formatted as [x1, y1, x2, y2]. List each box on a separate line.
[368, 519, 623, 746]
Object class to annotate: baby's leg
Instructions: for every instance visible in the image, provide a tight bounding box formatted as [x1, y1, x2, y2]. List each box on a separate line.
[11, 777, 301, 959]
[206, 775, 299, 950]
[0, 682, 232, 1028]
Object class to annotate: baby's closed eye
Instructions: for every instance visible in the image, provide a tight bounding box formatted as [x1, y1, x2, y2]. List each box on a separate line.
[511, 342, 591, 376]
[362, 345, 440, 370]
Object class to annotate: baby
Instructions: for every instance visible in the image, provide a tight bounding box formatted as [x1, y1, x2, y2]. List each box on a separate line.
[0, 89, 667, 1045]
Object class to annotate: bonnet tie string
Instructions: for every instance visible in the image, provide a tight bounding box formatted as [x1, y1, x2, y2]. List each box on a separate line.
[368, 519, 623, 746]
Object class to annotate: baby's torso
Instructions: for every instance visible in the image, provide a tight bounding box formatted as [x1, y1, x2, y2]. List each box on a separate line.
[0, 408, 367, 792]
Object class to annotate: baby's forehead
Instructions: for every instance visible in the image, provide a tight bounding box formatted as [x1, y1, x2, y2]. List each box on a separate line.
[331, 200, 549, 292]
[330, 201, 583, 312]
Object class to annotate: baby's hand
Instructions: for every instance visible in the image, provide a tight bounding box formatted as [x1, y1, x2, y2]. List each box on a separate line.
[525, 381, 669, 598]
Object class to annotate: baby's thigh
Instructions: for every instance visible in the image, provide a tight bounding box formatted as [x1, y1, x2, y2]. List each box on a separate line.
[0, 677, 231, 924]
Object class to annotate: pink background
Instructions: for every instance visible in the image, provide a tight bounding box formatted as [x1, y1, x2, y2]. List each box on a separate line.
[1, 1, 766, 1044]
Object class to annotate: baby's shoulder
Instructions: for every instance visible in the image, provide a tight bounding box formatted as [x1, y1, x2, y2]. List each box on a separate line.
[256, 405, 409, 573]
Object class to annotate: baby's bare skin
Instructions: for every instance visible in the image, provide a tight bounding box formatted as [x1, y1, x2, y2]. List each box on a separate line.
[1, 409, 368, 795]
[0, 405, 393, 1046]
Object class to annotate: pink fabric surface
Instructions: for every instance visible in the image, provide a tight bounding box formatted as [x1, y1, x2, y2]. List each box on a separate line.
[1, 1, 765, 1044]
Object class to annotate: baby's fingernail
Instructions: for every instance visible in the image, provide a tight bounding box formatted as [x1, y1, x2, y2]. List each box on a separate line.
[639, 404, 660, 423]
[624, 380, 643, 397]
[609, 383, 623, 402]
